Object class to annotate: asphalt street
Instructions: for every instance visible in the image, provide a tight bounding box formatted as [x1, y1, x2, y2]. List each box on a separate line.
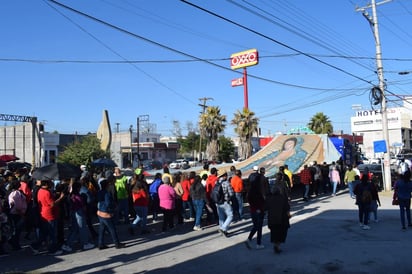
[1, 187, 411, 274]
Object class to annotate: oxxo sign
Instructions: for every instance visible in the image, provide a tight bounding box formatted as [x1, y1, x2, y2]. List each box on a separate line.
[230, 49, 259, 70]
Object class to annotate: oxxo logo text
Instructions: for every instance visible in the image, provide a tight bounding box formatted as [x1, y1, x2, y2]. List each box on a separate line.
[230, 49, 259, 70]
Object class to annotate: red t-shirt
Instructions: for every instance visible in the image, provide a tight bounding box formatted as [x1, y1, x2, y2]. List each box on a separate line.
[132, 189, 149, 207]
[37, 188, 58, 221]
[181, 179, 191, 201]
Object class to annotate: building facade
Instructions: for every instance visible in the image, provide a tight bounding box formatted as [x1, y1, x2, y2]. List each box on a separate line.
[351, 100, 412, 159]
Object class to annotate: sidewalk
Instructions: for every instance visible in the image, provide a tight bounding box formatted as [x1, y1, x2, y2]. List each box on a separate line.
[1, 189, 411, 274]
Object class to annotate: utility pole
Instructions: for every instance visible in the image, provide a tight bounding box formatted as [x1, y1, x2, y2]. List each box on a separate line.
[198, 97, 213, 162]
[356, 0, 392, 191]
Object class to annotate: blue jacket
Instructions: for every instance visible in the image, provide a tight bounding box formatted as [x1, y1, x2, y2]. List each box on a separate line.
[395, 179, 412, 200]
[97, 189, 115, 214]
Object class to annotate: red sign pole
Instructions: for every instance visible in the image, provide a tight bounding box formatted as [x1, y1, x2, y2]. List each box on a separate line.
[243, 67, 248, 110]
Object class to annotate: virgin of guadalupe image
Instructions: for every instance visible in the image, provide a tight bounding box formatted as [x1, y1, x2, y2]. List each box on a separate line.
[264, 136, 307, 176]
[240, 136, 307, 177]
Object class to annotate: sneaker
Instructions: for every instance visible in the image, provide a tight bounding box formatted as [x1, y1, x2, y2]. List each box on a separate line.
[245, 239, 252, 250]
[402, 226, 407, 230]
[82, 243, 95, 250]
[61, 244, 72, 252]
[48, 249, 63, 256]
[362, 225, 371, 230]
[98, 245, 109, 250]
[359, 222, 364, 227]
[256, 244, 265, 250]
[193, 226, 203, 231]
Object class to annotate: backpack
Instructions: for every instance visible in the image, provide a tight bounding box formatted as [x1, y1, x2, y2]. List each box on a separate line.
[10, 190, 27, 215]
[361, 186, 372, 204]
[211, 182, 224, 204]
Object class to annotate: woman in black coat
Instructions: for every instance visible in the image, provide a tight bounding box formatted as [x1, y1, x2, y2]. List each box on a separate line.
[266, 172, 290, 253]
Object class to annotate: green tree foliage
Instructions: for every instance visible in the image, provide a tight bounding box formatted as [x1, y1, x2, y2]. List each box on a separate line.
[199, 106, 226, 160]
[231, 108, 259, 160]
[218, 136, 235, 163]
[177, 131, 200, 155]
[57, 135, 109, 167]
[308, 112, 333, 134]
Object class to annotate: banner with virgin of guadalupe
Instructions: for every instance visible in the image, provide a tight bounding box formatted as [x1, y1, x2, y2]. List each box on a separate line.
[237, 134, 341, 178]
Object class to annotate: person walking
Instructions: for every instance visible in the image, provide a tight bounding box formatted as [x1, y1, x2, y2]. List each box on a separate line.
[61, 181, 95, 252]
[230, 169, 244, 221]
[299, 165, 312, 201]
[189, 175, 206, 231]
[393, 171, 412, 230]
[369, 179, 381, 223]
[245, 166, 266, 250]
[354, 175, 373, 230]
[129, 180, 150, 235]
[344, 165, 357, 199]
[30, 180, 66, 255]
[215, 170, 234, 237]
[266, 172, 290, 254]
[96, 178, 125, 250]
[158, 176, 176, 232]
[329, 165, 341, 196]
[113, 167, 130, 225]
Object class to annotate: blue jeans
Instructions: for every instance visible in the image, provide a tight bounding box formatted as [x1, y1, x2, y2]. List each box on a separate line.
[216, 202, 233, 232]
[66, 210, 89, 246]
[398, 198, 411, 228]
[303, 184, 310, 199]
[234, 192, 244, 219]
[33, 219, 58, 252]
[132, 206, 148, 230]
[248, 210, 264, 245]
[332, 181, 338, 195]
[182, 200, 195, 219]
[348, 182, 354, 197]
[98, 216, 120, 246]
[192, 199, 205, 227]
[116, 198, 129, 224]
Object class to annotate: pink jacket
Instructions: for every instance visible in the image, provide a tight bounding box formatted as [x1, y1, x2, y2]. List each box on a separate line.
[329, 169, 341, 183]
[158, 184, 176, 210]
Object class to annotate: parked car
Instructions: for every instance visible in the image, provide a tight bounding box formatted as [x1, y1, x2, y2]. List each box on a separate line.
[170, 159, 190, 169]
[142, 160, 163, 170]
[357, 163, 396, 191]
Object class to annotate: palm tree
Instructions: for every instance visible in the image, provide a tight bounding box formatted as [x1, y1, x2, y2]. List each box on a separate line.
[199, 106, 226, 161]
[308, 112, 333, 134]
[231, 108, 259, 160]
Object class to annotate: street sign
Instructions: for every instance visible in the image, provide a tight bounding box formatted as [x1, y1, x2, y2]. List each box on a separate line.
[230, 49, 258, 70]
[231, 77, 244, 87]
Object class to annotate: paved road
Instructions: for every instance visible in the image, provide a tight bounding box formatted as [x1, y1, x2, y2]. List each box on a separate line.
[1, 188, 411, 274]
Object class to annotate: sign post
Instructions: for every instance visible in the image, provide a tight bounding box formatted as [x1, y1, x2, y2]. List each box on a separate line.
[230, 49, 258, 110]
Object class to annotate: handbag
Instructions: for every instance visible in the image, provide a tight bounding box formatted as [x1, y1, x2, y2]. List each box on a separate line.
[392, 191, 399, 206]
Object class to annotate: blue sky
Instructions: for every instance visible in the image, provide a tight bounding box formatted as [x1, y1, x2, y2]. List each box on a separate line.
[2, 0, 412, 137]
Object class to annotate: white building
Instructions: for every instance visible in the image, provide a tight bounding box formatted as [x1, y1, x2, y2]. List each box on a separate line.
[351, 98, 412, 159]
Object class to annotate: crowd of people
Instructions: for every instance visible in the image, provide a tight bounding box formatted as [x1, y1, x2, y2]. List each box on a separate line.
[0, 161, 294, 257]
[1, 157, 411, 258]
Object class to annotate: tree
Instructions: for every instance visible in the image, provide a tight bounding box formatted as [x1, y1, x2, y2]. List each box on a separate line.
[177, 131, 200, 156]
[199, 106, 226, 161]
[218, 136, 235, 163]
[57, 135, 109, 167]
[308, 112, 333, 134]
[231, 108, 259, 160]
